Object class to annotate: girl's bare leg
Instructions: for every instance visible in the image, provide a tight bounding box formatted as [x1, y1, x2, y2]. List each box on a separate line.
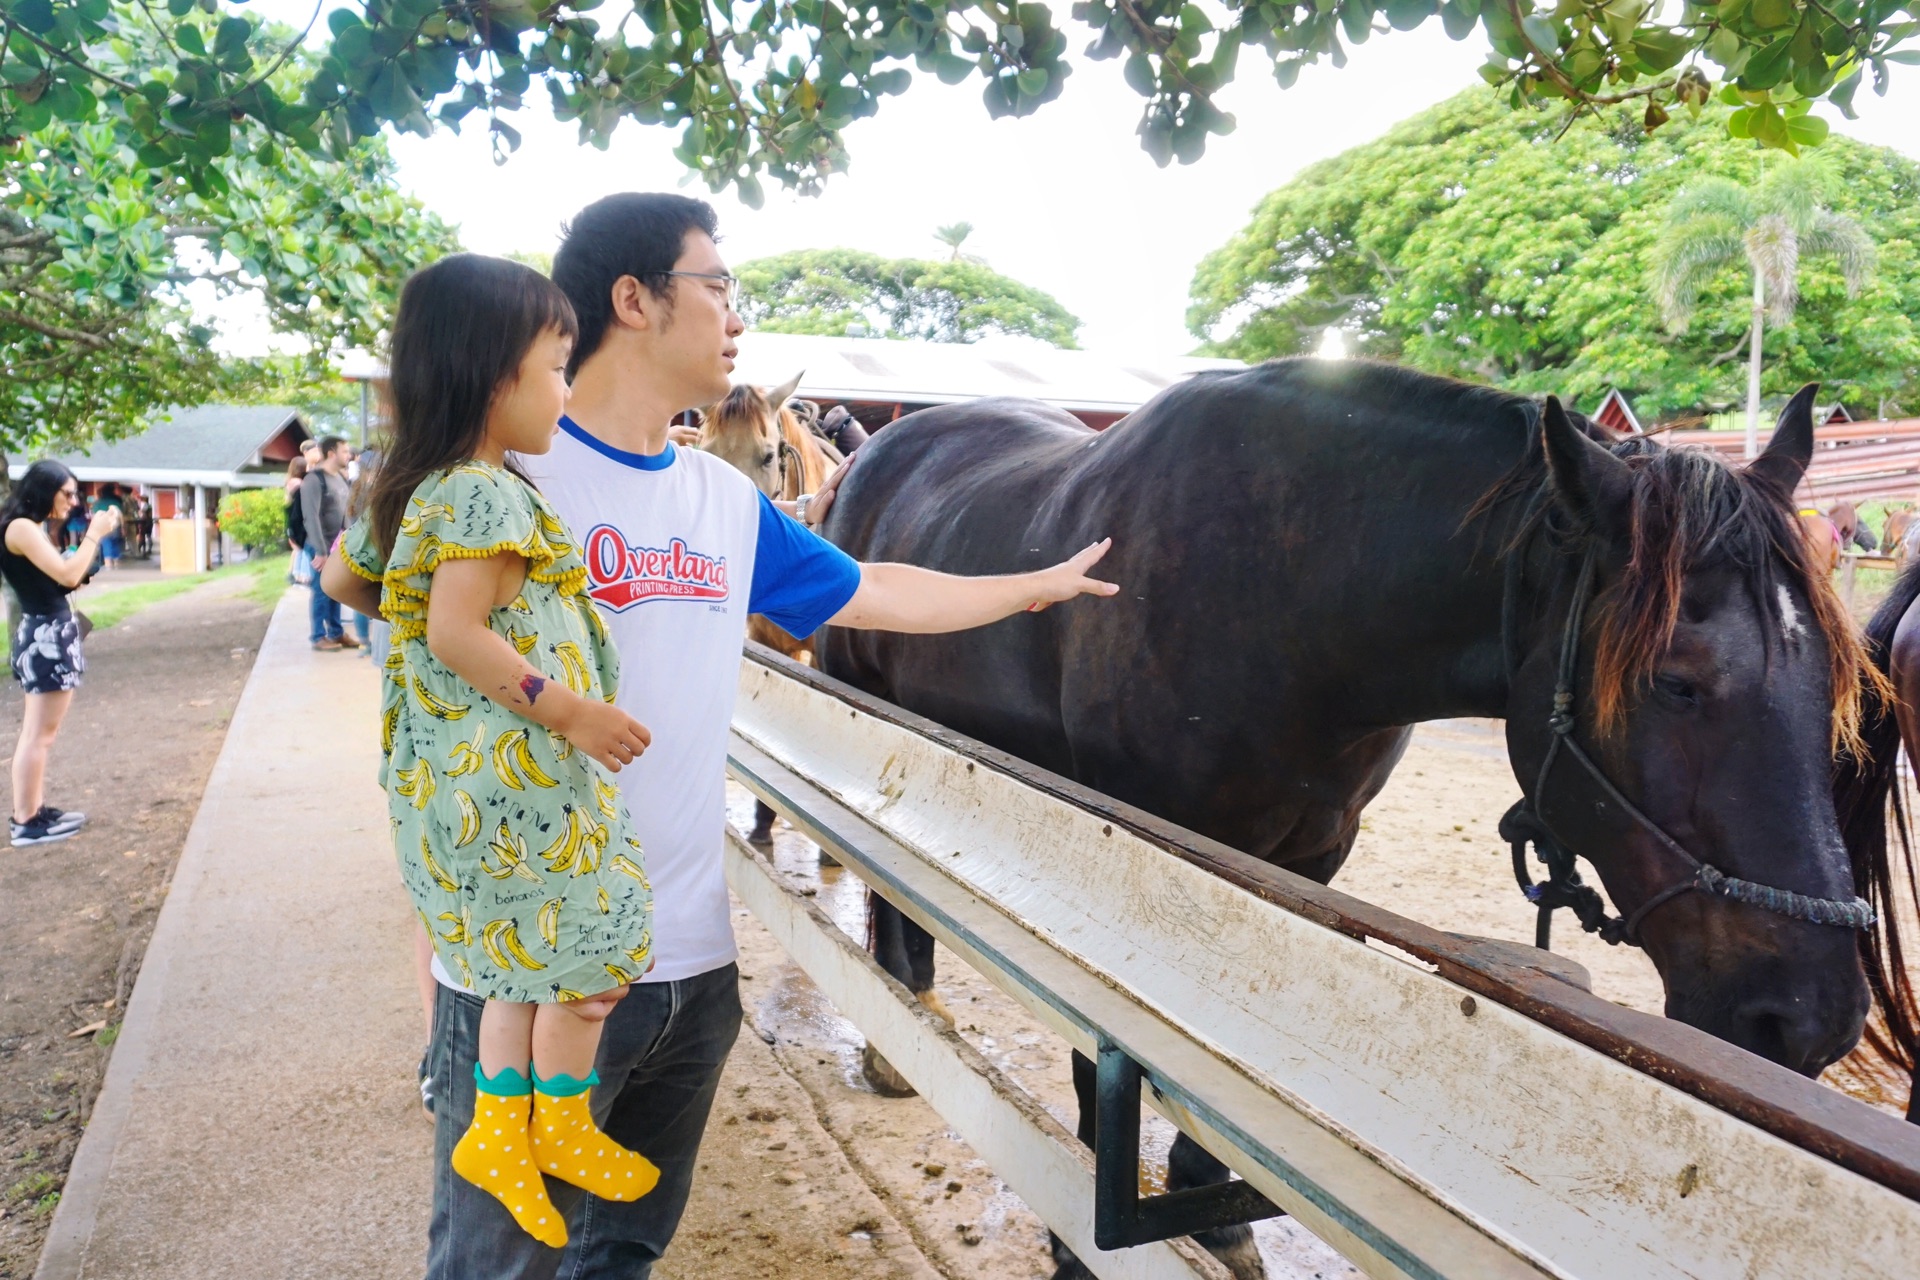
[529, 990, 659, 1200]
[12, 690, 74, 824]
[451, 999, 565, 1246]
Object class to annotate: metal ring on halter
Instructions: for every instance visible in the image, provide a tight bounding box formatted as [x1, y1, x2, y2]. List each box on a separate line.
[1503, 545, 1874, 951]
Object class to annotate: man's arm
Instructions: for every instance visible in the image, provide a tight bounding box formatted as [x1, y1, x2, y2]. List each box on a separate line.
[827, 540, 1117, 633]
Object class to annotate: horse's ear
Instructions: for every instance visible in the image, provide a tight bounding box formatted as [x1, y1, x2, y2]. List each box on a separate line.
[1747, 382, 1819, 495]
[1542, 395, 1633, 544]
[767, 370, 804, 409]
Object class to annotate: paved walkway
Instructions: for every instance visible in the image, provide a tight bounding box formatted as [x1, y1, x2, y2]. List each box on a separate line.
[34, 593, 429, 1280]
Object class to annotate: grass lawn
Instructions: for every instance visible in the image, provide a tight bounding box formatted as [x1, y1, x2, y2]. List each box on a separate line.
[82, 553, 293, 631]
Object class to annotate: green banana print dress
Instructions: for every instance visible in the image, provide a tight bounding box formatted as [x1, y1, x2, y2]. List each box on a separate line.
[342, 461, 653, 1003]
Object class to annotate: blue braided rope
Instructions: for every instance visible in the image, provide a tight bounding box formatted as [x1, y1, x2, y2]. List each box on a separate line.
[1696, 865, 1876, 929]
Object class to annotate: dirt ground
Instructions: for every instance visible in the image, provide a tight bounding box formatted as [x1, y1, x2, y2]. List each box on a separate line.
[0, 576, 275, 1279]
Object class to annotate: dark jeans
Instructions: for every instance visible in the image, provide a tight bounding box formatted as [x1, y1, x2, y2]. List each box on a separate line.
[426, 964, 744, 1280]
[306, 548, 342, 642]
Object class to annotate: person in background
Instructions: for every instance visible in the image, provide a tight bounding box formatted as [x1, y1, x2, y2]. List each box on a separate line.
[0, 462, 118, 846]
[93, 483, 127, 570]
[347, 447, 383, 659]
[300, 437, 357, 651]
[131, 491, 153, 558]
[62, 488, 89, 553]
[285, 457, 312, 585]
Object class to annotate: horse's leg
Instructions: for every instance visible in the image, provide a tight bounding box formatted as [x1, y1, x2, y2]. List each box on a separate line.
[748, 800, 778, 847]
[862, 892, 952, 1096]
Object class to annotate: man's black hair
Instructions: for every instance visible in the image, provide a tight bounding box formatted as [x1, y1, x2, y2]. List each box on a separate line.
[552, 193, 719, 376]
[316, 435, 346, 459]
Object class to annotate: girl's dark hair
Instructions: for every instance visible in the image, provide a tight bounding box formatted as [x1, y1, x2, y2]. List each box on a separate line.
[0, 460, 75, 528]
[366, 255, 577, 559]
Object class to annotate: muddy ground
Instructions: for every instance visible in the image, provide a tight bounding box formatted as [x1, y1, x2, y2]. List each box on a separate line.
[0, 576, 274, 1279]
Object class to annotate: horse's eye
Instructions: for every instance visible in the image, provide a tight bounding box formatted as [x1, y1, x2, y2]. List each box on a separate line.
[761, 451, 776, 467]
[1653, 674, 1698, 706]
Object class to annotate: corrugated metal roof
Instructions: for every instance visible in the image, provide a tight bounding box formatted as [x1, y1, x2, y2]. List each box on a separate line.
[729, 333, 1242, 413]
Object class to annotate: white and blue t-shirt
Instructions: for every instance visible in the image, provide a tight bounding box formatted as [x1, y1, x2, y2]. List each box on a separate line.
[432, 417, 860, 989]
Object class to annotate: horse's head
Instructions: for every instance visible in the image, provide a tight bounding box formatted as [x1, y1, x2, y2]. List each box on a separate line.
[696, 370, 803, 498]
[1505, 385, 1876, 1075]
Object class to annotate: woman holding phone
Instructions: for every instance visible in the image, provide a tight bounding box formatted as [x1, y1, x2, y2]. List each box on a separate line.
[0, 461, 119, 846]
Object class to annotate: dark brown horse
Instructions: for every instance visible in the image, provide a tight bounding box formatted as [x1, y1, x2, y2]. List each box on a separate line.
[1832, 565, 1920, 1123]
[821, 360, 1902, 1278]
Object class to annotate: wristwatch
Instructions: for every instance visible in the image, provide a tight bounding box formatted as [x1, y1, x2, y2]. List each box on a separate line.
[794, 493, 814, 525]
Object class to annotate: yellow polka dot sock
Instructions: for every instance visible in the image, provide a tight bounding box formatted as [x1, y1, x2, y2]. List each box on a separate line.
[451, 1066, 568, 1249]
[530, 1070, 660, 1201]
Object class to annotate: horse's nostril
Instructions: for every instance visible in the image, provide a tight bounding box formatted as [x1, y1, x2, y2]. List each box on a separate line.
[1729, 1002, 1850, 1076]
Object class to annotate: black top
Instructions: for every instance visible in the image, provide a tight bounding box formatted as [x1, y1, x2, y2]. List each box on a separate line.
[0, 528, 73, 615]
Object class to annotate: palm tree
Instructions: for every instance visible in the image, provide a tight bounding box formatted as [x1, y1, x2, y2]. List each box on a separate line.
[933, 222, 975, 263]
[1650, 160, 1875, 458]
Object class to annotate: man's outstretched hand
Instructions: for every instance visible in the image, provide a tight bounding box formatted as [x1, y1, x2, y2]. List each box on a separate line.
[1024, 539, 1120, 612]
[803, 453, 855, 527]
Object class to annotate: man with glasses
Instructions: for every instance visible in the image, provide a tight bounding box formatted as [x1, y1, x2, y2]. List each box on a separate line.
[402, 193, 1115, 1280]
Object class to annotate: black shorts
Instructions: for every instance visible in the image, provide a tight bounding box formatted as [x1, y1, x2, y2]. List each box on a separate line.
[11, 611, 83, 694]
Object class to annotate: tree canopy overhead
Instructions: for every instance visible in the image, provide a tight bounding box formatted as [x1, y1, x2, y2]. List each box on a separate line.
[2, 0, 1915, 207]
[1188, 89, 1920, 419]
[1, 11, 459, 452]
[735, 248, 1081, 345]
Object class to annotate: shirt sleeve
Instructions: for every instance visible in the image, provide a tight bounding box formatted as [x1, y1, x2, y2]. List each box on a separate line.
[340, 514, 384, 583]
[747, 490, 862, 640]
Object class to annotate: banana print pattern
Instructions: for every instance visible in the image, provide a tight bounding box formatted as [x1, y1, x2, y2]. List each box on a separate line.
[341, 462, 651, 1004]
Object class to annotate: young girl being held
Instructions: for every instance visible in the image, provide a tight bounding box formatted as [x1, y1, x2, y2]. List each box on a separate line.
[322, 254, 658, 1248]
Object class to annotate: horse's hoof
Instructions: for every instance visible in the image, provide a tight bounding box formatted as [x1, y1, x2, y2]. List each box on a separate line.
[1195, 1223, 1267, 1280]
[918, 989, 957, 1030]
[817, 847, 840, 867]
[748, 830, 775, 849]
[861, 1043, 917, 1097]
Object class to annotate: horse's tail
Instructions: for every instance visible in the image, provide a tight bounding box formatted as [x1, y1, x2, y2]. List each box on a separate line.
[1833, 560, 1920, 1101]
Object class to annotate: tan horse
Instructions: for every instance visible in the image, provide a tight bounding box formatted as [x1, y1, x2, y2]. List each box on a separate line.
[1800, 506, 1843, 577]
[697, 373, 843, 846]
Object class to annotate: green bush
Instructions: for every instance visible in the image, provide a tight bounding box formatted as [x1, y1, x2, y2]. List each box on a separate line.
[217, 488, 288, 553]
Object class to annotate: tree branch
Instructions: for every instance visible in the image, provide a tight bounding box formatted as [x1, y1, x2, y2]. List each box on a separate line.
[1503, 0, 1676, 107]
[0, 305, 114, 347]
[0, 22, 142, 94]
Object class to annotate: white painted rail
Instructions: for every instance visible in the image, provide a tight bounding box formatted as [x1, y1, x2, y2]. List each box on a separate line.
[726, 647, 1920, 1280]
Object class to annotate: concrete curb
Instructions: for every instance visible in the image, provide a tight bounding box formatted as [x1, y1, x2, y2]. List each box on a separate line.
[32, 591, 301, 1280]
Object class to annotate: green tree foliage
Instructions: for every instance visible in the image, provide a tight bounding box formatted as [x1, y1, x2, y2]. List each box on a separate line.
[216, 485, 287, 553]
[3, 0, 1915, 208]
[735, 248, 1081, 346]
[1188, 89, 1920, 419]
[1650, 160, 1874, 450]
[1, 13, 460, 452]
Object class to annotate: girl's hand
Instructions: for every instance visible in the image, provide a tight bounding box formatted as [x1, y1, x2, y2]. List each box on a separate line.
[86, 509, 119, 539]
[559, 698, 654, 773]
[1024, 539, 1120, 612]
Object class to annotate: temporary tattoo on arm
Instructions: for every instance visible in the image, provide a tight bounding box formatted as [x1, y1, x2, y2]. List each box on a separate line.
[519, 674, 547, 705]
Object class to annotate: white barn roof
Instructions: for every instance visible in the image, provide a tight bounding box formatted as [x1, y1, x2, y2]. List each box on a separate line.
[730, 332, 1242, 415]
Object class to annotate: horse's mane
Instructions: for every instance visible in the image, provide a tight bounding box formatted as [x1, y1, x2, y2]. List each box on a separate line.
[1470, 418, 1879, 757]
[1835, 567, 1920, 1089]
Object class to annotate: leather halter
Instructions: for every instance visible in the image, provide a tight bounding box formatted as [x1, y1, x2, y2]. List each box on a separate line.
[1500, 548, 1875, 951]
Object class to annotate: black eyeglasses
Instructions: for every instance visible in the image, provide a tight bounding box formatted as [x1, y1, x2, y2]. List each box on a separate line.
[58, 486, 78, 498]
[660, 271, 742, 309]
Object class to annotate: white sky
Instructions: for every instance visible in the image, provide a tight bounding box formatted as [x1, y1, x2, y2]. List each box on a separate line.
[231, 8, 1920, 359]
